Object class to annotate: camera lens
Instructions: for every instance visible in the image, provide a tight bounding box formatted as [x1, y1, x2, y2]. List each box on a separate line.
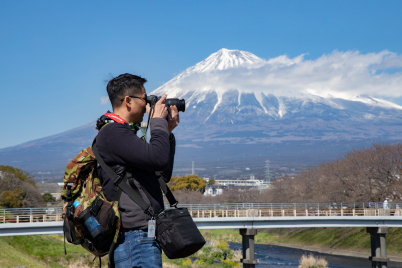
[146, 95, 186, 112]
[166, 98, 186, 112]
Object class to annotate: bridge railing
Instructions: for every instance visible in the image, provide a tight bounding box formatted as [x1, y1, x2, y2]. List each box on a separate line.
[0, 207, 63, 224]
[1, 202, 401, 224]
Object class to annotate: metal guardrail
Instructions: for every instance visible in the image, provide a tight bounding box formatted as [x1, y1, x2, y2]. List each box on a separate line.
[176, 202, 402, 210]
[4, 216, 402, 237]
[0, 207, 63, 215]
[0, 202, 400, 224]
[1, 202, 398, 215]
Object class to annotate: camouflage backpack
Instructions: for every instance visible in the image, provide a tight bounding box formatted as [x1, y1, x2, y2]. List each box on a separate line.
[61, 139, 121, 265]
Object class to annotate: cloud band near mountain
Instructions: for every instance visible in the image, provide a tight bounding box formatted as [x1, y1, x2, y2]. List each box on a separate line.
[159, 50, 402, 100]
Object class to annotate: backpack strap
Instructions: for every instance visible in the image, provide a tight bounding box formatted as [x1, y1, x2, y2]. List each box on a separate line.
[63, 183, 84, 254]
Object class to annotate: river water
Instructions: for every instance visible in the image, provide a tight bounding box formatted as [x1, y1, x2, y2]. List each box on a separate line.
[229, 243, 402, 268]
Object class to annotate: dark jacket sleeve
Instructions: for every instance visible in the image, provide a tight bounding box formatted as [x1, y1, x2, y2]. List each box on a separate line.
[157, 133, 176, 183]
[99, 118, 170, 171]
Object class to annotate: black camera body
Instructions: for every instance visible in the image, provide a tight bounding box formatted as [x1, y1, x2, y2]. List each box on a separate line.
[146, 95, 186, 112]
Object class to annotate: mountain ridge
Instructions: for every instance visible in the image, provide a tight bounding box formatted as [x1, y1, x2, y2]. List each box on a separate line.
[1, 48, 402, 175]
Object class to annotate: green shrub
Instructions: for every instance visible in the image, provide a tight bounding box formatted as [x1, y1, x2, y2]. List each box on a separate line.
[212, 251, 223, 259]
[202, 246, 212, 255]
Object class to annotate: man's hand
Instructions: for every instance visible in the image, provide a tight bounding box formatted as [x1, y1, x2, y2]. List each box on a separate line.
[168, 105, 180, 133]
[148, 94, 168, 119]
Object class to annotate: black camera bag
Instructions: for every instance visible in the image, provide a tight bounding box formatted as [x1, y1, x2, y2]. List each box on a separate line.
[156, 207, 205, 259]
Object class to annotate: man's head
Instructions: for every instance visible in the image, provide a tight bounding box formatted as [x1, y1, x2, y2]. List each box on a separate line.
[107, 73, 147, 109]
[106, 73, 148, 123]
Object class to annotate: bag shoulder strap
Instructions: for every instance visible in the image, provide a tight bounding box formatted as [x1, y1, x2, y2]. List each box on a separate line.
[156, 173, 178, 207]
[92, 138, 154, 214]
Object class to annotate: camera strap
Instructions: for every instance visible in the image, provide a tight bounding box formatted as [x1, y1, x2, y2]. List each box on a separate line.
[141, 104, 154, 140]
[104, 112, 128, 124]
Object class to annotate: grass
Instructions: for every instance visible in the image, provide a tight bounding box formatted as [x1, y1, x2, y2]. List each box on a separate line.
[162, 236, 241, 268]
[2, 227, 402, 267]
[0, 234, 106, 268]
[0, 237, 46, 268]
[298, 254, 328, 268]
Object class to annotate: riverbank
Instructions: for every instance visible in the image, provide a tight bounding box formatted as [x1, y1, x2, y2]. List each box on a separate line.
[1, 228, 402, 267]
[270, 242, 402, 263]
[201, 227, 402, 262]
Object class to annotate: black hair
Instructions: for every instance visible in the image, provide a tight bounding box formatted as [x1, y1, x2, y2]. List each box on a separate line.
[106, 73, 147, 109]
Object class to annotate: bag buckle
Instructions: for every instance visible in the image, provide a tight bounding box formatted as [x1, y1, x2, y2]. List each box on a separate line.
[145, 207, 155, 217]
[170, 201, 178, 208]
[66, 205, 75, 220]
[113, 175, 123, 185]
[156, 210, 166, 218]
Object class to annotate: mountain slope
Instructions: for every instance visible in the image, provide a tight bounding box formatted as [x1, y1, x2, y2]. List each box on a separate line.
[1, 48, 402, 175]
[151, 49, 402, 143]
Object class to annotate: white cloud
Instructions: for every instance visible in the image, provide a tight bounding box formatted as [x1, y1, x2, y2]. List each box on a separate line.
[100, 96, 109, 105]
[159, 50, 402, 100]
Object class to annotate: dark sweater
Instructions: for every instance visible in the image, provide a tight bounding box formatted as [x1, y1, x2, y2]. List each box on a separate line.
[95, 118, 175, 230]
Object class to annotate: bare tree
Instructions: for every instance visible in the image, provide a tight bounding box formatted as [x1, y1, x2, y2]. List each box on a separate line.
[264, 143, 402, 202]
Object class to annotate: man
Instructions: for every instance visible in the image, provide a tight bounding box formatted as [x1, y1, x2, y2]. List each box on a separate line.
[95, 73, 179, 268]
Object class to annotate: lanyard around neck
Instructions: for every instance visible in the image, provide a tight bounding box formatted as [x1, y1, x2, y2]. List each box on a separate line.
[104, 112, 127, 124]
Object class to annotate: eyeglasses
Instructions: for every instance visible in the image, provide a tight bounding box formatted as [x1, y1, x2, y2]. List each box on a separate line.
[121, 94, 147, 103]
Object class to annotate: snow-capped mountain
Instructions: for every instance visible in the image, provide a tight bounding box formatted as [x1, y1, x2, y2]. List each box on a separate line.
[152, 49, 402, 143]
[1, 48, 402, 174]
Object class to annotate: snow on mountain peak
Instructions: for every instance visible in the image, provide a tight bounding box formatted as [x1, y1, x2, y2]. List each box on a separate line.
[152, 48, 264, 97]
[152, 49, 402, 114]
[191, 48, 264, 73]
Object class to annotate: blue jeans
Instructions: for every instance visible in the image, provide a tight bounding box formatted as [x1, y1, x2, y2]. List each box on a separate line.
[114, 230, 162, 268]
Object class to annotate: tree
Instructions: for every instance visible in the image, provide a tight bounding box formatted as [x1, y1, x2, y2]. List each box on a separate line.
[0, 166, 44, 208]
[208, 179, 216, 185]
[43, 193, 56, 203]
[1, 189, 24, 208]
[264, 143, 402, 203]
[0, 165, 35, 186]
[169, 175, 206, 193]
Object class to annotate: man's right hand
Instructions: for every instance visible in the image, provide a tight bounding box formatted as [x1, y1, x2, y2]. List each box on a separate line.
[148, 94, 169, 119]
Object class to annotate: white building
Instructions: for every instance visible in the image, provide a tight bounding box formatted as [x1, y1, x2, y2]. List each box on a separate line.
[204, 186, 223, 196]
[215, 179, 270, 189]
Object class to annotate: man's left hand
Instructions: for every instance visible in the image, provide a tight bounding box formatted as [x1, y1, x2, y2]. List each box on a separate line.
[168, 105, 180, 133]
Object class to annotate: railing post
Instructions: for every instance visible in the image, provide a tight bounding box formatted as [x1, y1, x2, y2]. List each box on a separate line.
[239, 228, 258, 268]
[367, 227, 389, 268]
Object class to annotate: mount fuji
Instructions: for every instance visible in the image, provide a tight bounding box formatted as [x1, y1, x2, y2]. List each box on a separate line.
[1, 48, 402, 176]
[153, 48, 402, 144]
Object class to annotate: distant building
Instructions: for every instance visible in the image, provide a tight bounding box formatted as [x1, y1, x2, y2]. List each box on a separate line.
[215, 179, 270, 189]
[204, 185, 223, 196]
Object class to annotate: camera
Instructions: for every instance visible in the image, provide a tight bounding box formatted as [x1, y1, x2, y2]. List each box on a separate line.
[146, 95, 186, 112]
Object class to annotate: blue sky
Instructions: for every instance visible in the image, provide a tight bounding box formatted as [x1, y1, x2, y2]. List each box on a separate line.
[0, 1, 401, 149]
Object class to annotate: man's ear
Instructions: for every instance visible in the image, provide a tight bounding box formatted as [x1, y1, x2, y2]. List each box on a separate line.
[123, 96, 130, 106]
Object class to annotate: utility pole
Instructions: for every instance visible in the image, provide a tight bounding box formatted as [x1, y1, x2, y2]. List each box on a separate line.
[265, 160, 270, 184]
[192, 161, 195, 175]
